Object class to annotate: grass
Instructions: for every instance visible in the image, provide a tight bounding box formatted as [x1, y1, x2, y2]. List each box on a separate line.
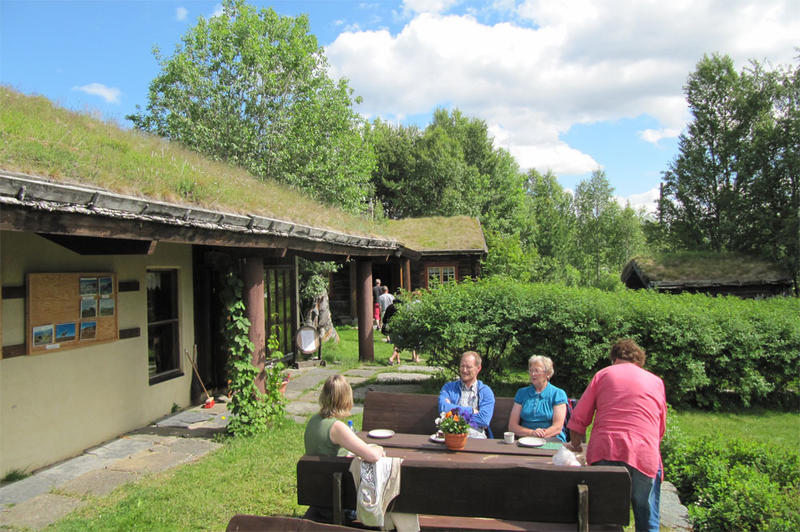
[46, 327, 799, 531]
[631, 251, 790, 282]
[0, 87, 389, 238]
[386, 216, 486, 251]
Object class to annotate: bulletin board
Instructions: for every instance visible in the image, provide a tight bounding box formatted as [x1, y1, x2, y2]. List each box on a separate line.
[27, 272, 118, 355]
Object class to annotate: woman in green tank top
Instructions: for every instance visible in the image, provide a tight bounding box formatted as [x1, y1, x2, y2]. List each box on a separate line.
[304, 374, 383, 462]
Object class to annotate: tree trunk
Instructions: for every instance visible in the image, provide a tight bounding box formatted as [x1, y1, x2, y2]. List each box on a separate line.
[303, 292, 340, 344]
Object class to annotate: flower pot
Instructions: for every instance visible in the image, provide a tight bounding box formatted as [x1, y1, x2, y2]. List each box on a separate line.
[444, 432, 467, 451]
[279, 381, 288, 395]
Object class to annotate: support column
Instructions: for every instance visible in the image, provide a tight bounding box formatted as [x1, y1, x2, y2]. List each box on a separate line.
[243, 256, 266, 393]
[356, 259, 374, 362]
[403, 258, 412, 291]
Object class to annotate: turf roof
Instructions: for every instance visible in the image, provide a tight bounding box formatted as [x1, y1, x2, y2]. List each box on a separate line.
[386, 216, 486, 253]
[626, 252, 791, 284]
[0, 87, 393, 240]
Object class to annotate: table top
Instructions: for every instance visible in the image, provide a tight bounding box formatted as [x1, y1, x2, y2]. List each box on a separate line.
[357, 431, 560, 465]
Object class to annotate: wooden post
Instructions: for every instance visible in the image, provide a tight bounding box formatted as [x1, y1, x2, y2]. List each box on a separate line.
[577, 483, 589, 532]
[356, 259, 374, 362]
[243, 256, 266, 393]
[403, 258, 412, 291]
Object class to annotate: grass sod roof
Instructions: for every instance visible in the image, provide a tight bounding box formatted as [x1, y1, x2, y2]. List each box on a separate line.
[623, 252, 792, 287]
[0, 87, 392, 240]
[386, 216, 487, 253]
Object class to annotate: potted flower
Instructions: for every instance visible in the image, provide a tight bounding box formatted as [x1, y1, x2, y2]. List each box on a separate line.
[279, 374, 290, 395]
[435, 408, 473, 450]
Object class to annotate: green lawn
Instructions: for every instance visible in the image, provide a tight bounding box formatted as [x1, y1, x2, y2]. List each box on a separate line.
[48, 327, 799, 531]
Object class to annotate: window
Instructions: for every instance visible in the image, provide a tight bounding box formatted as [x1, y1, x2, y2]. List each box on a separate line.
[265, 266, 293, 355]
[147, 269, 181, 383]
[426, 264, 457, 287]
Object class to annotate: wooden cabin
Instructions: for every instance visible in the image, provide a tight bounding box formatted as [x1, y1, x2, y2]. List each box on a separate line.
[621, 253, 794, 298]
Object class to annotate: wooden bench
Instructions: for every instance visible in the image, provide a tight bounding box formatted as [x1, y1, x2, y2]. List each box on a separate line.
[362, 390, 516, 438]
[226, 515, 361, 531]
[297, 454, 630, 531]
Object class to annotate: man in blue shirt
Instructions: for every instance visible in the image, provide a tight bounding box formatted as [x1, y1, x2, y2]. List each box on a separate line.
[438, 351, 495, 438]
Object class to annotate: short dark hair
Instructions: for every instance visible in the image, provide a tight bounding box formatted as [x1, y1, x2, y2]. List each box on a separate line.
[609, 339, 646, 367]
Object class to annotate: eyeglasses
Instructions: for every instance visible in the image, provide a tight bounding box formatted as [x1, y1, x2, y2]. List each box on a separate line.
[529, 369, 547, 375]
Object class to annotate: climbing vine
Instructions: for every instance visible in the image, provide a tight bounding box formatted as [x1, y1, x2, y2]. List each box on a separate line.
[221, 270, 286, 437]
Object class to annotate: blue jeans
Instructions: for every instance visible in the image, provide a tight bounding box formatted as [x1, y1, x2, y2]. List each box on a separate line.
[595, 460, 661, 532]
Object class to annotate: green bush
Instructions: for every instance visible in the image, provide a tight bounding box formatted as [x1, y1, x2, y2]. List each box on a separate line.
[662, 431, 800, 532]
[390, 277, 800, 407]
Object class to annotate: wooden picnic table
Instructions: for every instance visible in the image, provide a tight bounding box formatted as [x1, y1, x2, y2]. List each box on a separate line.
[298, 432, 630, 531]
[358, 431, 560, 460]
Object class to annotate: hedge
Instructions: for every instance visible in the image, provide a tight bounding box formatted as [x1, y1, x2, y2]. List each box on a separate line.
[662, 425, 800, 531]
[390, 277, 800, 408]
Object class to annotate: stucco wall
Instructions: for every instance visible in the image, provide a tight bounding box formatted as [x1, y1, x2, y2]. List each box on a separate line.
[0, 231, 194, 476]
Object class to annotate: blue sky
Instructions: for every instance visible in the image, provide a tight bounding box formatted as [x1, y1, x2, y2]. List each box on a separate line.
[2, 1, 798, 212]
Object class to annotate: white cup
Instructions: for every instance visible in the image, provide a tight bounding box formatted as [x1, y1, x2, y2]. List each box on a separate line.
[504, 431, 515, 444]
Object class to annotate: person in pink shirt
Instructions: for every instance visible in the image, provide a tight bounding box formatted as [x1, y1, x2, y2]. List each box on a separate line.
[566, 339, 666, 532]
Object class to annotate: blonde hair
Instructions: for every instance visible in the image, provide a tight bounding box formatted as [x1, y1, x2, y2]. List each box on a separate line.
[461, 351, 482, 367]
[319, 374, 353, 418]
[528, 355, 555, 378]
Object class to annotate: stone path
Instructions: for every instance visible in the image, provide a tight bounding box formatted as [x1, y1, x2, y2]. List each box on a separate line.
[0, 361, 691, 530]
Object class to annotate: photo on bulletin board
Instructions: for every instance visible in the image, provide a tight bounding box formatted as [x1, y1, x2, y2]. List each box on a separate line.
[55, 322, 77, 342]
[99, 276, 113, 296]
[79, 277, 98, 296]
[80, 297, 97, 318]
[99, 298, 115, 317]
[80, 321, 97, 340]
[33, 324, 54, 346]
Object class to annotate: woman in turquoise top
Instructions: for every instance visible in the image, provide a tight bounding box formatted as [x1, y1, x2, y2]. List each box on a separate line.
[304, 374, 383, 462]
[508, 355, 568, 441]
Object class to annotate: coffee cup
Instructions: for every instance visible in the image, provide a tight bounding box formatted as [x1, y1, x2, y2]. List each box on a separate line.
[504, 431, 515, 444]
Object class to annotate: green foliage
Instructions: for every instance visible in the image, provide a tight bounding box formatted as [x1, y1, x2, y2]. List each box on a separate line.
[390, 277, 800, 407]
[221, 271, 286, 437]
[662, 429, 800, 532]
[660, 54, 800, 293]
[128, 0, 374, 213]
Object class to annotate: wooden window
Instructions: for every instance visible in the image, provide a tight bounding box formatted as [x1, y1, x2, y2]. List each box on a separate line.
[265, 266, 293, 356]
[425, 264, 457, 287]
[147, 269, 181, 383]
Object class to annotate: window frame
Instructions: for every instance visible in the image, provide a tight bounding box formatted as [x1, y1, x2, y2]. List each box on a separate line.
[424, 263, 458, 288]
[146, 268, 183, 385]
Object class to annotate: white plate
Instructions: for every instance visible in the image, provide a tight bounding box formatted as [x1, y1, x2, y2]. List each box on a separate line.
[517, 436, 546, 447]
[367, 429, 395, 439]
[429, 433, 445, 443]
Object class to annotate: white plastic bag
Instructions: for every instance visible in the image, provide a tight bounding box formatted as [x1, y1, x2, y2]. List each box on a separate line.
[553, 444, 582, 466]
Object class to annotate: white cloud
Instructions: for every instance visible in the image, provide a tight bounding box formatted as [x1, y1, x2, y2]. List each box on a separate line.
[402, 0, 459, 15]
[616, 187, 660, 214]
[72, 83, 121, 103]
[639, 128, 681, 145]
[175, 7, 188, 21]
[326, 0, 800, 183]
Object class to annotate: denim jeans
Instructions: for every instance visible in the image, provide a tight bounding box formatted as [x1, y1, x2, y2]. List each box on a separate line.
[595, 460, 661, 532]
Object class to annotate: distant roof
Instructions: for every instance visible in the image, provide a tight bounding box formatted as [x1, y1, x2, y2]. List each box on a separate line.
[386, 216, 487, 255]
[622, 253, 792, 290]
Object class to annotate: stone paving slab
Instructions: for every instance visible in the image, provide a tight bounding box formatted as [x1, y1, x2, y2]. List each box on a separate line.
[59, 469, 139, 497]
[0, 493, 84, 530]
[165, 437, 222, 457]
[0, 474, 56, 507]
[37, 453, 112, 484]
[660, 481, 691, 531]
[156, 410, 214, 427]
[352, 383, 425, 401]
[87, 437, 155, 460]
[396, 364, 440, 373]
[286, 401, 319, 416]
[344, 376, 367, 386]
[343, 368, 381, 378]
[375, 372, 433, 383]
[108, 445, 192, 474]
[299, 390, 319, 402]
